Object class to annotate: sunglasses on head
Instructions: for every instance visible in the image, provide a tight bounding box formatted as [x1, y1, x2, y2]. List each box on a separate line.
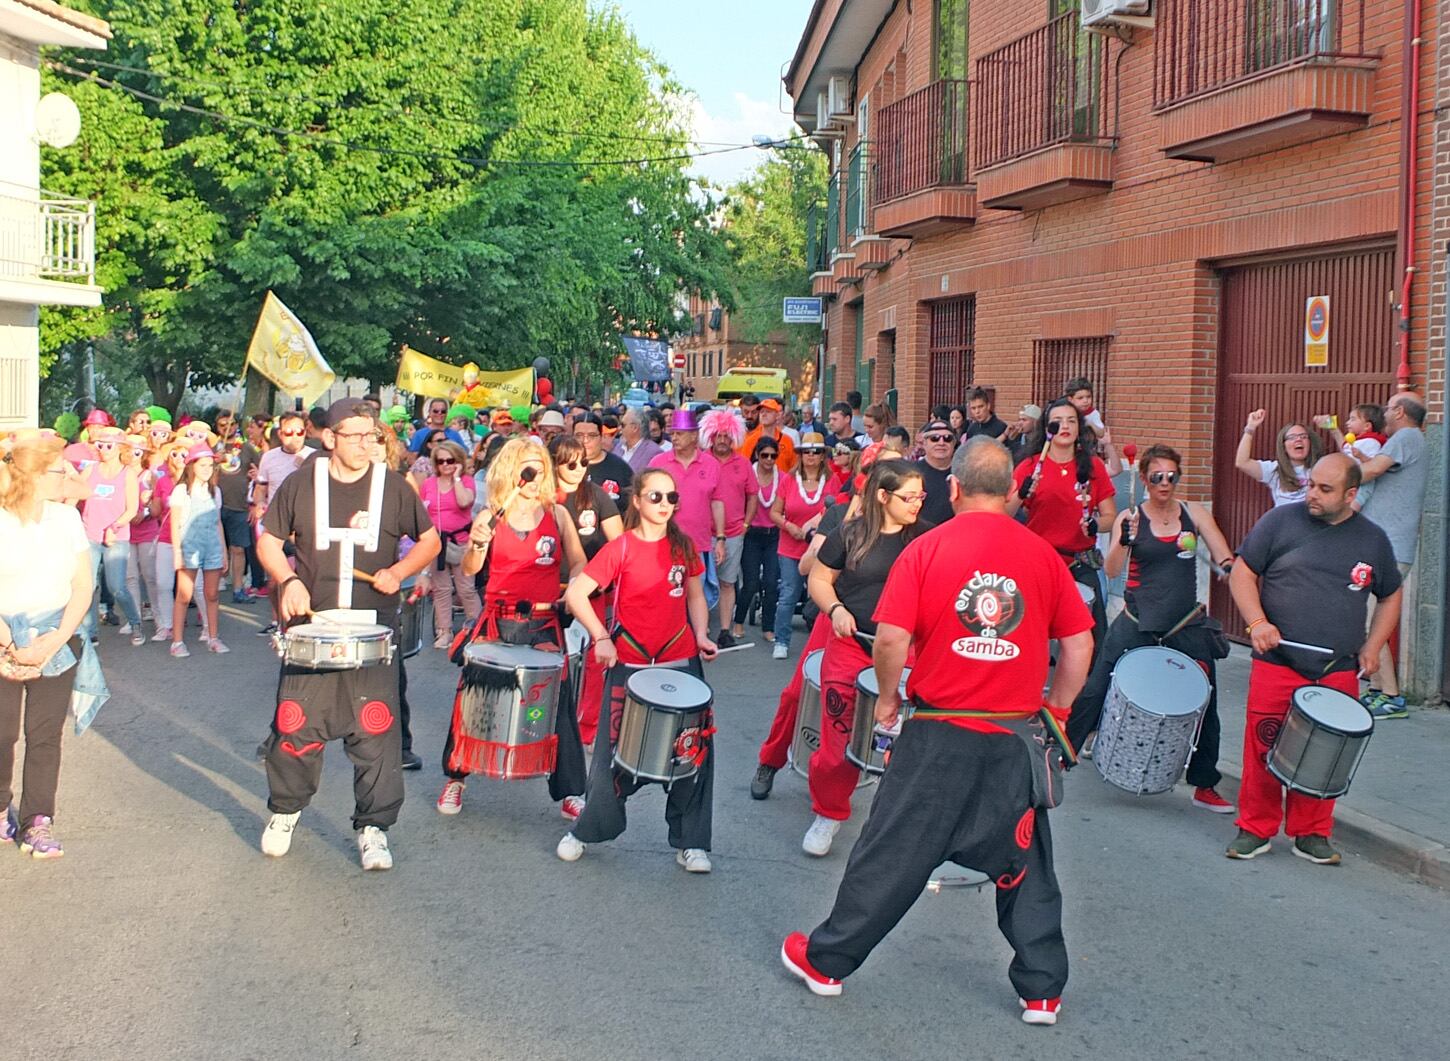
[1147, 470, 1181, 485]
[642, 490, 679, 505]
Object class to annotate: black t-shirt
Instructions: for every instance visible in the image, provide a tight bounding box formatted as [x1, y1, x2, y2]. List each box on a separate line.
[964, 415, 1007, 441]
[587, 452, 633, 505]
[567, 483, 619, 562]
[916, 460, 954, 526]
[263, 461, 433, 618]
[817, 520, 928, 636]
[216, 441, 260, 510]
[1238, 503, 1401, 677]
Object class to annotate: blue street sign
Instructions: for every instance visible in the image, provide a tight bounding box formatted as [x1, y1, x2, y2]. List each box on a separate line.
[783, 297, 823, 325]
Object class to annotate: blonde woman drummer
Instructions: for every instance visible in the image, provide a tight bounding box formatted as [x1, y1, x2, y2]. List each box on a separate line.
[558, 467, 719, 873]
[436, 437, 588, 821]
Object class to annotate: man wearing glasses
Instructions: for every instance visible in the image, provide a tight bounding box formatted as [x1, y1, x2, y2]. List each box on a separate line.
[915, 419, 959, 526]
[255, 399, 440, 871]
[574, 413, 633, 502]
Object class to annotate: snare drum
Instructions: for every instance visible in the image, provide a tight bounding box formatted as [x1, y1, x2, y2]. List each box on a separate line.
[614, 668, 713, 785]
[1094, 646, 1210, 795]
[278, 623, 394, 670]
[847, 666, 912, 775]
[1268, 686, 1373, 799]
[789, 650, 825, 779]
[459, 642, 565, 780]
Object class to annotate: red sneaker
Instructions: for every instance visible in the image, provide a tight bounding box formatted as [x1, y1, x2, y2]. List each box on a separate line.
[560, 795, 585, 822]
[1192, 787, 1234, 814]
[1020, 997, 1061, 1025]
[780, 932, 842, 997]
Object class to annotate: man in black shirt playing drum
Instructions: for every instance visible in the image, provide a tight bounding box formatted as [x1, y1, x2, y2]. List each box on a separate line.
[1067, 445, 1237, 812]
[256, 399, 440, 871]
[1227, 453, 1401, 866]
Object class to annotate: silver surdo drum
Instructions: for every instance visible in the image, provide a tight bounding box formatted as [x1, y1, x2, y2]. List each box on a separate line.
[1268, 686, 1374, 799]
[459, 642, 565, 780]
[1094, 646, 1210, 795]
[277, 623, 394, 670]
[398, 596, 428, 659]
[789, 649, 826, 779]
[847, 666, 912, 775]
[615, 668, 714, 785]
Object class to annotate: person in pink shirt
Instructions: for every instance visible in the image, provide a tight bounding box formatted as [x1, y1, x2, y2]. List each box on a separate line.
[648, 408, 726, 605]
[700, 410, 757, 648]
[125, 435, 166, 640]
[769, 432, 830, 659]
[418, 440, 481, 647]
[79, 427, 144, 646]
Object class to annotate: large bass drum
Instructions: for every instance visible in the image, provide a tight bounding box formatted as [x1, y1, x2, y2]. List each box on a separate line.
[458, 642, 565, 780]
[1094, 646, 1210, 795]
[1268, 685, 1373, 799]
[789, 649, 825, 779]
[615, 668, 714, 785]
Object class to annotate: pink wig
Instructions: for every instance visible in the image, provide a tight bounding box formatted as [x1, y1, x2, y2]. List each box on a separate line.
[699, 409, 745, 448]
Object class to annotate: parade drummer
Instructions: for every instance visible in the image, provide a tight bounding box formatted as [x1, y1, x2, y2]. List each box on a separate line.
[436, 438, 588, 821]
[1226, 453, 1401, 867]
[1008, 399, 1116, 651]
[255, 399, 440, 872]
[1065, 445, 1237, 813]
[800, 459, 930, 857]
[781, 439, 1094, 1027]
[557, 467, 719, 873]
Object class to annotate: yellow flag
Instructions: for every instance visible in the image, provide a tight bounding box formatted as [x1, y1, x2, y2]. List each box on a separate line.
[396, 346, 534, 405]
[244, 292, 336, 405]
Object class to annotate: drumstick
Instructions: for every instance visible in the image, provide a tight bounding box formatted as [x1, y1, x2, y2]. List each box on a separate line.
[483, 467, 540, 530]
[709, 642, 756, 655]
[1019, 421, 1059, 501]
[351, 567, 376, 585]
[1278, 638, 1335, 656]
[1123, 442, 1139, 520]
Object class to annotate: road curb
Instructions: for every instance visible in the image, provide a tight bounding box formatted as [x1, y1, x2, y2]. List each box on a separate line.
[1216, 760, 1450, 891]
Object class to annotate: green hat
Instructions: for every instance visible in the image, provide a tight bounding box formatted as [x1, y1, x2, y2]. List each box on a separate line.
[509, 404, 530, 423]
[147, 405, 172, 425]
[472, 423, 489, 439]
[447, 402, 475, 422]
[381, 404, 409, 426]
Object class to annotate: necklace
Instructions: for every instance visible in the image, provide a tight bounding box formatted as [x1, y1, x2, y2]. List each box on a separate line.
[796, 471, 825, 506]
[756, 464, 779, 506]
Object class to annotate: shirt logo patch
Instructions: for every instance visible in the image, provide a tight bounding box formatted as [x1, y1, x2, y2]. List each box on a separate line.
[578, 510, 597, 536]
[1348, 561, 1373, 592]
[601, 479, 620, 499]
[535, 536, 557, 565]
[668, 563, 686, 598]
[952, 570, 1025, 662]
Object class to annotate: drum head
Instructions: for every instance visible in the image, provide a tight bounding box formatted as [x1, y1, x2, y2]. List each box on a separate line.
[464, 641, 565, 669]
[803, 649, 824, 687]
[1113, 647, 1209, 716]
[855, 666, 910, 698]
[626, 668, 712, 712]
[1292, 686, 1373, 735]
[289, 623, 389, 640]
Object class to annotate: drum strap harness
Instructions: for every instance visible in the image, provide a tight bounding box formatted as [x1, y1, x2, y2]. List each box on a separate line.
[312, 459, 386, 608]
[911, 700, 1076, 808]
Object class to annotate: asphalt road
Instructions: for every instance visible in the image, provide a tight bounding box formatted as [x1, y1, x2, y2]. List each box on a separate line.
[2, 602, 1446, 1060]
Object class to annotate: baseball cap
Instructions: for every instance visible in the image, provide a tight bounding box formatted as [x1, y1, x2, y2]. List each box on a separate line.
[1019, 404, 1043, 420]
[759, 398, 782, 411]
[325, 398, 376, 429]
[491, 409, 515, 426]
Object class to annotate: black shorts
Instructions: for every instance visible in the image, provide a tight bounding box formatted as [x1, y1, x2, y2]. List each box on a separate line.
[220, 507, 253, 548]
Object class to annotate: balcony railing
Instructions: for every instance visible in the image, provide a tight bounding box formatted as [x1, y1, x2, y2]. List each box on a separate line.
[805, 201, 827, 273]
[824, 171, 842, 260]
[0, 186, 96, 287]
[845, 141, 871, 238]
[873, 79, 969, 205]
[1154, 0, 1371, 108]
[973, 12, 1113, 172]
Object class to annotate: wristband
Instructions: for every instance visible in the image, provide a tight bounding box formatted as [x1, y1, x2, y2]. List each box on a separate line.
[592, 634, 612, 645]
[1245, 617, 1267, 635]
[829, 602, 845, 617]
[280, 576, 301, 593]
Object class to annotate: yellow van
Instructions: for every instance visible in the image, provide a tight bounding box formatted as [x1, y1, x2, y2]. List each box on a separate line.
[715, 367, 789, 400]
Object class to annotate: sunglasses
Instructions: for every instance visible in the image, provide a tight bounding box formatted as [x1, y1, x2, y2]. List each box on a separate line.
[924, 434, 955, 444]
[833, 446, 852, 455]
[557, 459, 584, 471]
[279, 428, 305, 438]
[435, 457, 458, 467]
[642, 490, 680, 505]
[1147, 471, 1181, 485]
[95, 441, 117, 449]
[757, 452, 778, 460]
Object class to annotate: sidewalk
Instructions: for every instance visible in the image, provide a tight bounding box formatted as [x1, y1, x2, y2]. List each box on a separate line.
[1213, 647, 1450, 889]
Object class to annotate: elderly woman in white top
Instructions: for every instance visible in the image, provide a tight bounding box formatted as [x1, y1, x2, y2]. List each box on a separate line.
[0, 432, 97, 859]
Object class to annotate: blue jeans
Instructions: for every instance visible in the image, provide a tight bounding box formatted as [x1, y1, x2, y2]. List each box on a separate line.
[774, 556, 806, 653]
[84, 540, 141, 638]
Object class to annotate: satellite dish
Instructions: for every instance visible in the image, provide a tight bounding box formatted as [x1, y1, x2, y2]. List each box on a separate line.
[36, 93, 81, 148]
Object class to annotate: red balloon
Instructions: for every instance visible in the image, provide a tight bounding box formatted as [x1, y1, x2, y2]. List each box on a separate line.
[537, 377, 554, 399]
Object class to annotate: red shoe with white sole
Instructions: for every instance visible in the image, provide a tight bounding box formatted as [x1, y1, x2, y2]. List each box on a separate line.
[780, 932, 842, 997]
[1020, 997, 1061, 1025]
[1192, 787, 1234, 813]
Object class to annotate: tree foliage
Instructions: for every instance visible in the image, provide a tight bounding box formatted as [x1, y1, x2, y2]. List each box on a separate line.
[41, 0, 731, 411]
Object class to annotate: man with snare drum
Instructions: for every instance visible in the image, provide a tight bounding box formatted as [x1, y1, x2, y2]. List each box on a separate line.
[1227, 454, 1401, 867]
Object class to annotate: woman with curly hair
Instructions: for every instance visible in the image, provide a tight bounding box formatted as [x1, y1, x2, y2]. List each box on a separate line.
[419, 439, 481, 647]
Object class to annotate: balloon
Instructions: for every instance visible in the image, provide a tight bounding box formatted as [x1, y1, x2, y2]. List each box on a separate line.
[537, 377, 554, 400]
[532, 356, 551, 378]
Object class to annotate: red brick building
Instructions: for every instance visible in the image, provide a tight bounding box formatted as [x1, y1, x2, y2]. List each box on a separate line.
[788, 0, 1443, 694]
[673, 292, 796, 402]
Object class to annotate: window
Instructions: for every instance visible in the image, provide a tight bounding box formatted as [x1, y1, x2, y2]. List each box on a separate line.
[928, 296, 976, 408]
[935, 0, 969, 81]
[1031, 336, 1111, 410]
[709, 307, 722, 331]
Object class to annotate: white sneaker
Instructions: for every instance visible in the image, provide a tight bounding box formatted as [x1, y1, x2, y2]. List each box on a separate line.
[169, 642, 190, 659]
[357, 826, 393, 871]
[802, 815, 842, 857]
[772, 643, 789, 660]
[676, 848, 712, 873]
[561, 795, 585, 821]
[118, 623, 133, 635]
[436, 780, 465, 815]
[260, 811, 301, 857]
[130, 631, 146, 647]
[557, 832, 585, 862]
[152, 627, 172, 643]
[207, 638, 230, 654]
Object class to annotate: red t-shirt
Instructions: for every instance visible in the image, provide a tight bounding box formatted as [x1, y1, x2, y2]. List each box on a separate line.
[873, 511, 1094, 732]
[775, 473, 828, 561]
[1012, 454, 1114, 555]
[485, 505, 565, 603]
[584, 531, 704, 664]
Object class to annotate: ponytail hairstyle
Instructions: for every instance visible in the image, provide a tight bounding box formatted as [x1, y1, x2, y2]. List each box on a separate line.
[0, 434, 65, 522]
[624, 468, 698, 569]
[841, 460, 926, 570]
[1043, 398, 1094, 484]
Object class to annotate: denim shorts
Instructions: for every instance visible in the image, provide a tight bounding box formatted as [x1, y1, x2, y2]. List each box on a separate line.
[220, 507, 253, 548]
[179, 532, 225, 572]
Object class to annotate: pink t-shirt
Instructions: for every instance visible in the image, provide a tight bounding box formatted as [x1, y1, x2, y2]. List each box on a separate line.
[712, 452, 758, 537]
[648, 450, 723, 551]
[81, 463, 133, 544]
[751, 466, 781, 529]
[154, 471, 176, 544]
[129, 465, 166, 545]
[419, 475, 474, 536]
[775, 473, 828, 561]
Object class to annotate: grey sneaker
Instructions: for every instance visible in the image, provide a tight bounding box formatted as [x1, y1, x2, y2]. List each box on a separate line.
[1365, 693, 1408, 720]
[750, 763, 777, 800]
[1225, 830, 1270, 860]
[1293, 834, 1342, 865]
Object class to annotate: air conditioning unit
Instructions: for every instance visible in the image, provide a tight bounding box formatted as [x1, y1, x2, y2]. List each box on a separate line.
[827, 76, 854, 121]
[816, 89, 831, 131]
[1081, 0, 1153, 31]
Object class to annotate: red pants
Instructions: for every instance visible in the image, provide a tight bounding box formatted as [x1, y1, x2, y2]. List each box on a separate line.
[577, 594, 610, 748]
[1237, 660, 1357, 841]
[757, 613, 832, 769]
[809, 632, 871, 820]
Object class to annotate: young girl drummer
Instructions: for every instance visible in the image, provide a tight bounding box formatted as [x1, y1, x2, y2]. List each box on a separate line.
[437, 438, 588, 820]
[557, 467, 719, 873]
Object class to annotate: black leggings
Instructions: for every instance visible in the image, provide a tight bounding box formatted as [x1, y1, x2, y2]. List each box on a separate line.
[0, 668, 77, 824]
[734, 526, 780, 632]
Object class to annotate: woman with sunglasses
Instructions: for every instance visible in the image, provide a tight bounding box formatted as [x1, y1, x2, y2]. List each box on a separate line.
[549, 434, 622, 747]
[406, 428, 448, 490]
[770, 432, 830, 661]
[420, 440, 481, 649]
[733, 438, 781, 643]
[168, 443, 229, 657]
[438, 438, 588, 821]
[147, 442, 193, 645]
[1067, 445, 1237, 812]
[79, 426, 145, 646]
[828, 439, 859, 500]
[124, 436, 165, 640]
[1234, 409, 1321, 508]
[801, 459, 930, 855]
[558, 467, 719, 872]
